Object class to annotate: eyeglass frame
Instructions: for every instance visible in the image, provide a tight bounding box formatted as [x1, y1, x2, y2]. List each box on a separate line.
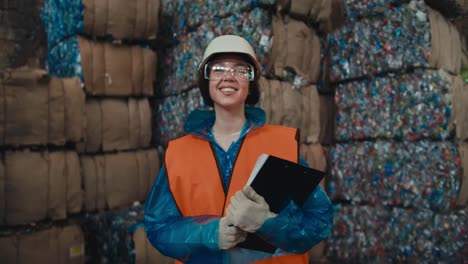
[203, 62, 255, 82]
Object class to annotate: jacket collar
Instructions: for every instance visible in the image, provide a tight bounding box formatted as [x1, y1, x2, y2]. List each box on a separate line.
[184, 106, 266, 140]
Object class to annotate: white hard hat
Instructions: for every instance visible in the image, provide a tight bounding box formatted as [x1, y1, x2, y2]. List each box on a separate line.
[198, 35, 261, 78]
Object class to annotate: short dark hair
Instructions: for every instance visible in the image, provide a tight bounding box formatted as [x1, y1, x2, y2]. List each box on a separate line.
[197, 53, 260, 107]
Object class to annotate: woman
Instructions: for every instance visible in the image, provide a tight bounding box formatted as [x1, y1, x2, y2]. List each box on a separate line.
[145, 35, 333, 263]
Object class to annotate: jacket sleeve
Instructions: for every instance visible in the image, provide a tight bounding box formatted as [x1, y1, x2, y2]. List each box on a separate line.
[144, 165, 223, 261]
[255, 156, 334, 254]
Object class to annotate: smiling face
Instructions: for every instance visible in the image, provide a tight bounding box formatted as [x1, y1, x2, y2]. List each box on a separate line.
[207, 54, 251, 111]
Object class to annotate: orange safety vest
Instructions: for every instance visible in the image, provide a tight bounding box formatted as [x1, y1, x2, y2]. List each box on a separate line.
[165, 124, 308, 264]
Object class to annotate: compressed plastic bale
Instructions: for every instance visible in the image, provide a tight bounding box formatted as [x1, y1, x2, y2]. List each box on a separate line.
[83, 203, 166, 263]
[156, 89, 205, 146]
[158, 8, 272, 96]
[330, 140, 461, 212]
[329, 1, 463, 82]
[159, 0, 268, 39]
[328, 204, 466, 262]
[335, 69, 454, 142]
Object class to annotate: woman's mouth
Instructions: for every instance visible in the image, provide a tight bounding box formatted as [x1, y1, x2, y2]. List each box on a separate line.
[219, 87, 237, 94]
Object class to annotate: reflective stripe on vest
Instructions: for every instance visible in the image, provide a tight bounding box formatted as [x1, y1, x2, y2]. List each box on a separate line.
[165, 125, 308, 264]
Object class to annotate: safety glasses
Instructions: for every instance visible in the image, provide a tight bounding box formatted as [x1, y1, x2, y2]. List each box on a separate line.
[204, 61, 255, 81]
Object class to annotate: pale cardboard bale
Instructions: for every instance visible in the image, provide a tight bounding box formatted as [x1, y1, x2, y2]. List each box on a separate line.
[4, 151, 48, 225]
[48, 151, 67, 220]
[101, 99, 131, 151]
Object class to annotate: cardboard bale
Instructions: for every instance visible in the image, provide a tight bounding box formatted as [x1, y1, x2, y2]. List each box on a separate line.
[129, 99, 142, 149]
[1, 151, 83, 225]
[1, 69, 85, 147]
[77, 36, 156, 96]
[63, 78, 86, 143]
[80, 155, 106, 212]
[3, 150, 48, 225]
[2, 68, 49, 146]
[81, 149, 159, 211]
[259, 77, 321, 144]
[82, 0, 160, 40]
[136, 149, 160, 201]
[80, 98, 152, 153]
[48, 77, 67, 146]
[48, 152, 67, 220]
[428, 7, 463, 74]
[288, 0, 345, 33]
[66, 152, 83, 214]
[146, 149, 160, 195]
[457, 143, 468, 206]
[128, 98, 152, 149]
[318, 94, 336, 145]
[78, 99, 102, 153]
[0, 224, 85, 264]
[269, 15, 321, 83]
[451, 76, 468, 141]
[104, 152, 139, 209]
[101, 99, 131, 151]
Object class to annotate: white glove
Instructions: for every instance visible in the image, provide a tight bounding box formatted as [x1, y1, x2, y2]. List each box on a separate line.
[218, 216, 247, 250]
[226, 186, 277, 233]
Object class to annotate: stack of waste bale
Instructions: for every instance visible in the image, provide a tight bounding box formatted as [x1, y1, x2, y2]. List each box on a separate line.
[40, 0, 168, 262]
[327, 0, 467, 262]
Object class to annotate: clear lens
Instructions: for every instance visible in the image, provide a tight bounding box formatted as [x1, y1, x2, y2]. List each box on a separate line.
[204, 62, 254, 81]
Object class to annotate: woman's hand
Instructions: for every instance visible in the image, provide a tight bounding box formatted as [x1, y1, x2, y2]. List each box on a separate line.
[227, 186, 277, 233]
[218, 216, 247, 250]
